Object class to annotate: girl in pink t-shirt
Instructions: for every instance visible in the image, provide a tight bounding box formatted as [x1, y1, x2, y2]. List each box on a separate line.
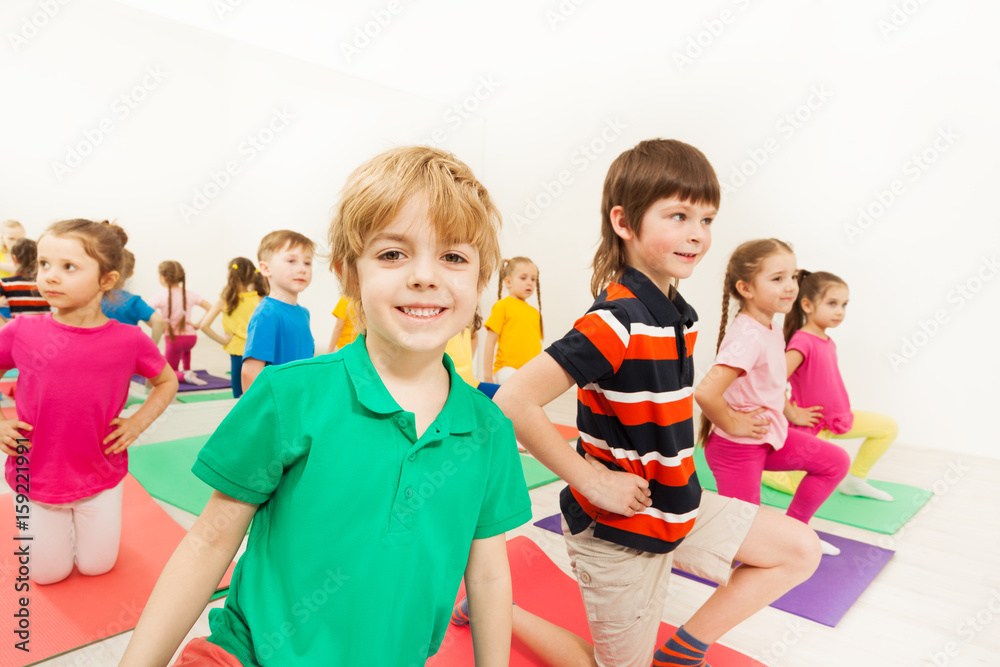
[152, 260, 213, 386]
[695, 239, 849, 555]
[0, 220, 177, 584]
[760, 270, 898, 502]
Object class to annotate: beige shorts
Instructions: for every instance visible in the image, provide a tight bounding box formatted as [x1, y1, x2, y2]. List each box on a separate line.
[562, 492, 758, 667]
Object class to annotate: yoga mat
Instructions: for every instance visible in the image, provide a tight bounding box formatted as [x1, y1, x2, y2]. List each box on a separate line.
[129, 435, 215, 516]
[2, 368, 18, 378]
[476, 382, 500, 399]
[0, 475, 234, 666]
[427, 536, 764, 666]
[532, 514, 894, 627]
[132, 370, 231, 392]
[176, 391, 236, 404]
[692, 447, 933, 534]
[520, 454, 560, 490]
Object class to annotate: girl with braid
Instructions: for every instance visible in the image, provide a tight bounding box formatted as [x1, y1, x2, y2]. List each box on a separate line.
[695, 239, 849, 556]
[152, 261, 212, 386]
[482, 256, 543, 384]
[761, 269, 899, 501]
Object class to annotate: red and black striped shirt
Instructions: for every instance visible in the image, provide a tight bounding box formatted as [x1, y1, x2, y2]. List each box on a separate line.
[0, 275, 50, 317]
[546, 266, 702, 554]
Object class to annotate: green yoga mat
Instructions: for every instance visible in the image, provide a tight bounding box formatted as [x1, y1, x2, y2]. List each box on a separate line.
[176, 391, 236, 404]
[129, 435, 214, 515]
[520, 454, 560, 490]
[693, 447, 932, 534]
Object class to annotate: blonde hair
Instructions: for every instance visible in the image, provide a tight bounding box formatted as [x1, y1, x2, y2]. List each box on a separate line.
[1, 220, 25, 253]
[498, 256, 543, 338]
[592, 140, 720, 297]
[258, 230, 315, 262]
[328, 145, 501, 331]
[698, 238, 795, 443]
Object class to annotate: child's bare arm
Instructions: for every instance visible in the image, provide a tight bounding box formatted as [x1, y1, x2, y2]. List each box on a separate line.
[147, 312, 165, 346]
[120, 491, 257, 666]
[104, 364, 178, 454]
[482, 329, 498, 383]
[465, 534, 513, 667]
[198, 300, 230, 346]
[694, 365, 769, 439]
[242, 358, 266, 390]
[496, 353, 651, 517]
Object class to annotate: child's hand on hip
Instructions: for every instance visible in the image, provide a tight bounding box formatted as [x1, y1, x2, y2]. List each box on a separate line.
[104, 416, 144, 454]
[726, 407, 769, 439]
[0, 419, 32, 457]
[583, 453, 652, 517]
[787, 401, 822, 428]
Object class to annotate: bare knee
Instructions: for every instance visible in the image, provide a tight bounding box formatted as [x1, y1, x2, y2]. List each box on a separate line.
[784, 520, 822, 581]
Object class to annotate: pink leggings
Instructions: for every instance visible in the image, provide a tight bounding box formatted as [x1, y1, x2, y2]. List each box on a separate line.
[26, 481, 124, 585]
[705, 429, 849, 524]
[165, 334, 197, 381]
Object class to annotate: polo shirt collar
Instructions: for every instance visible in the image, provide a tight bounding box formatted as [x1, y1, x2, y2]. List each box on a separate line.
[343, 336, 477, 435]
[618, 266, 697, 328]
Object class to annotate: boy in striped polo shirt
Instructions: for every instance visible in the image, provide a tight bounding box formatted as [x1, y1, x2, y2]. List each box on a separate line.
[494, 140, 822, 667]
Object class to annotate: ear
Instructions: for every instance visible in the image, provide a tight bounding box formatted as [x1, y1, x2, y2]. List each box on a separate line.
[100, 271, 120, 292]
[609, 206, 635, 241]
[258, 260, 272, 278]
[735, 279, 753, 301]
[801, 298, 815, 314]
[332, 260, 343, 278]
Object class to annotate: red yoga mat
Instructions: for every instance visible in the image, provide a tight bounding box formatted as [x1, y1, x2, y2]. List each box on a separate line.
[0, 475, 234, 665]
[427, 536, 763, 666]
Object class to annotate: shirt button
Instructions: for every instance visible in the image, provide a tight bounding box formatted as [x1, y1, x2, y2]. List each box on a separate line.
[395, 416, 408, 428]
[408, 454, 416, 462]
[579, 571, 592, 584]
[404, 487, 414, 499]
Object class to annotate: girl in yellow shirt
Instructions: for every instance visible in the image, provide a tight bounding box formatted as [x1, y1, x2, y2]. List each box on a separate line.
[483, 256, 543, 384]
[199, 257, 268, 397]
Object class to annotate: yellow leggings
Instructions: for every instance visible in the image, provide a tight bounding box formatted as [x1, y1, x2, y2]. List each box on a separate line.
[762, 410, 898, 494]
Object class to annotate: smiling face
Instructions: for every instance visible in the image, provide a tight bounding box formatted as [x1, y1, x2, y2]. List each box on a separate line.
[738, 250, 799, 326]
[615, 196, 715, 294]
[37, 234, 115, 315]
[804, 283, 849, 331]
[504, 261, 537, 300]
[355, 195, 480, 361]
[259, 242, 313, 303]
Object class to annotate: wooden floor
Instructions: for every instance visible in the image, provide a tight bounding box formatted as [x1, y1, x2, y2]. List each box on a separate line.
[10, 356, 1000, 666]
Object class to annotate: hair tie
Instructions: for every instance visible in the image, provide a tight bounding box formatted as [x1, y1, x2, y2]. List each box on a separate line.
[232, 264, 239, 270]
[254, 268, 260, 273]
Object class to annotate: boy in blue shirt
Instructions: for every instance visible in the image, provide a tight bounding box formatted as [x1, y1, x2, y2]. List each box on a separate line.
[241, 230, 315, 389]
[123, 146, 531, 666]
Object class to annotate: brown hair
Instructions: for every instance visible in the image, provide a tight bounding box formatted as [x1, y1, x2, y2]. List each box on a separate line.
[698, 238, 795, 443]
[41, 219, 127, 293]
[497, 256, 543, 338]
[258, 230, 315, 262]
[158, 260, 187, 341]
[784, 270, 847, 343]
[10, 238, 37, 280]
[223, 257, 268, 315]
[592, 139, 720, 297]
[328, 145, 502, 331]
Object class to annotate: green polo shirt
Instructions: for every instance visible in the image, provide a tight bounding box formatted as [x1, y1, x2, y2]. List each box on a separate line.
[192, 337, 532, 666]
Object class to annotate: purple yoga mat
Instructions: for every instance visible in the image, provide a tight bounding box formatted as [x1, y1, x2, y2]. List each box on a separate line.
[532, 514, 894, 627]
[131, 370, 231, 392]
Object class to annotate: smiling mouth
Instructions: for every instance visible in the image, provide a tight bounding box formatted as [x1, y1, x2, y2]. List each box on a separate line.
[675, 252, 697, 259]
[399, 307, 444, 319]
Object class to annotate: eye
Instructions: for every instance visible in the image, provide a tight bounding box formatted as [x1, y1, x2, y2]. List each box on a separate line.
[671, 213, 686, 221]
[378, 250, 403, 261]
[443, 252, 467, 264]
[701, 217, 714, 226]
[39, 261, 50, 269]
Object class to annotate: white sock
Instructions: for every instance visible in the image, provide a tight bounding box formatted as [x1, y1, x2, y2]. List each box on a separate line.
[839, 473, 894, 502]
[183, 370, 208, 386]
[819, 538, 841, 556]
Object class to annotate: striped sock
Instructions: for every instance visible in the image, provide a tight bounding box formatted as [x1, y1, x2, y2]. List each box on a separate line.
[450, 597, 470, 626]
[652, 625, 711, 666]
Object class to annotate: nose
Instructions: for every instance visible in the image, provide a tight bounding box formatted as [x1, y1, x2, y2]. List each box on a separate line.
[407, 255, 439, 290]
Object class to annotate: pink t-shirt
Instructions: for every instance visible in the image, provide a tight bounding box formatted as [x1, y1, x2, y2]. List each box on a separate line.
[711, 313, 789, 449]
[787, 330, 853, 435]
[151, 287, 202, 337]
[0, 314, 166, 503]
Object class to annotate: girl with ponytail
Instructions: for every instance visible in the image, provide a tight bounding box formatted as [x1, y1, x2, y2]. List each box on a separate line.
[152, 261, 213, 386]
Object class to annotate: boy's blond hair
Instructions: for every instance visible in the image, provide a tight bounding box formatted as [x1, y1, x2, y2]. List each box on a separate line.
[258, 230, 315, 262]
[592, 139, 720, 297]
[328, 146, 501, 329]
[1, 220, 25, 253]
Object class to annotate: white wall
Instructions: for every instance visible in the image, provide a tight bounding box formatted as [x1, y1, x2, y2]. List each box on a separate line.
[3, 0, 997, 458]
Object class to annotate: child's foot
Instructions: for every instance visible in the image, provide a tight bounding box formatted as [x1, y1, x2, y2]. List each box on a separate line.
[819, 538, 841, 556]
[450, 597, 469, 626]
[653, 625, 711, 666]
[839, 473, 894, 502]
[183, 371, 208, 386]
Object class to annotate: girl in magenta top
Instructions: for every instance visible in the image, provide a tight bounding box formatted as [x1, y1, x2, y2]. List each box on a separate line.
[0, 220, 177, 584]
[695, 239, 849, 556]
[151, 260, 213, 386]
[761, 270, 898, 502]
